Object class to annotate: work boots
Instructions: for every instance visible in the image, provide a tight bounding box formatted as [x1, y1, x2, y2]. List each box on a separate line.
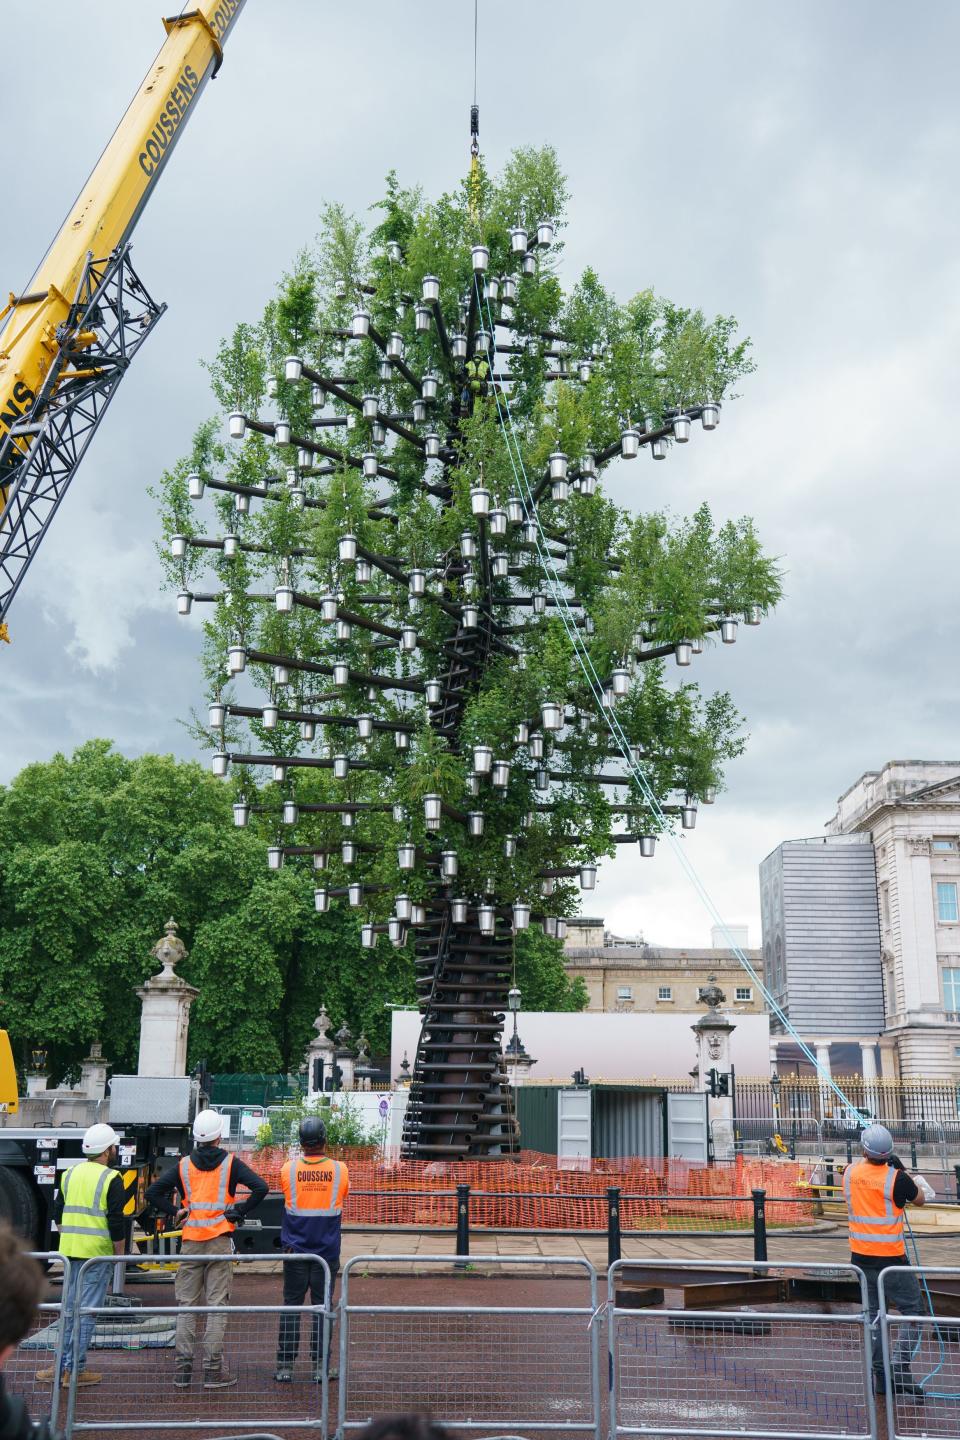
[202, 1360, 238, 1390]
[174, 1358, 192, 1389]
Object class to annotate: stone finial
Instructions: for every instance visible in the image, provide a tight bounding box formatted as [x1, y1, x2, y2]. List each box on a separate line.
[150, 917, 188, 978]
[697, 973, 726, 1010]
[313, 1005, 332, 1042]
[335, 1022, 355, 1057]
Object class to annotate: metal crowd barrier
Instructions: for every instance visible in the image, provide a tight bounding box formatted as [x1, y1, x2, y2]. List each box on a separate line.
[25, 1252, 333, 1438]
[878, 1264, 960, 1440]
[337, 1253, 602, 1439]
[607, 1258, 877, 1440]
[9, 1253, 73, 1436]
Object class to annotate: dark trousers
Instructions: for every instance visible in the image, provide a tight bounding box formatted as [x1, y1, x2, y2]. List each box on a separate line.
[859, 1261, 923, 1377]
[276, 1256, 338, 1370]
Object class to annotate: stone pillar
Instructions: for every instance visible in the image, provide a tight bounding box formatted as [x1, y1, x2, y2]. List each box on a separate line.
[304, 1006, 335, 1100]
[135, 919, 198, 1077]
[691, 976, 737, 1159]
[79, 1041, 109, 1101]
[335, 1023, 357, 1091]
[814, 1041, 832, 1121]
[860, 1040, 879, 1120]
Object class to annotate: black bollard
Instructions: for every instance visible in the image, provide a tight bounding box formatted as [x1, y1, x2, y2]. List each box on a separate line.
[752, 1188, 768, 1263]
[607, 1186, 622, 1267]
[910, 1139, 918, 1170]
[846, 1138, 853, 1165]
[456, 1183, 470, 1258]
[954, 1164, 960, 1204]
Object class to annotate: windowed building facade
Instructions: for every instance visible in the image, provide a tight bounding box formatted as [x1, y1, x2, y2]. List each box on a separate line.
[826, 760, 960, 1080]
[563, 919, 765, 1016]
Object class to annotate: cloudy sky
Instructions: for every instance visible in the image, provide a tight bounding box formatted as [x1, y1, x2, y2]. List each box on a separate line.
[4, 1, 959, 948]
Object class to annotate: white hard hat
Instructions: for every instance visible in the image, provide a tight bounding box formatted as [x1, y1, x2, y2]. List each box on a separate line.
[82, 1122, 119, 1156]
[193, 1108, 224, 1143]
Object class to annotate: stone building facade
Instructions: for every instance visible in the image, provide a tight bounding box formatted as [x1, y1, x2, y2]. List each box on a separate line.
[826, 760, 960, 1080]
[563, 918, 765, 1015]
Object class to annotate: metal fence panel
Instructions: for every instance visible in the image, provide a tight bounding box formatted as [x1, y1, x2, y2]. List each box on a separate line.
[8, 1253, 72, 1436]
[607, 1258, 877, 1440]
[338, 1253, 601, 1438]
[878, 1265, 960, 1440]
[55, 1252, 332, 1438]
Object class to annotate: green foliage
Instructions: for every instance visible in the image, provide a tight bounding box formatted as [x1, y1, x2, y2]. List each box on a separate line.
[153, 143, 782, 978]
[254, 1092, 382, 1150]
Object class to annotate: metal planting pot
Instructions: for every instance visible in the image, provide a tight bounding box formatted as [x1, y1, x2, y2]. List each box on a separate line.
[425, 431, 441, 458]
[387, 240, 403, 263]
[362, 452, 378, 478]
[401, 625, 418, 652]
[392, 803, 407, 824]
[313, 852, 328, 871]
[675, 641, 693, 667]
[223, 533, 239, 559]
[459, 531, 477, 559]
[548, 451, 568, 480]
[691, 636, 704, 655]
[543, 916, 558, 937]
[467, 811, 485, 837]
[639, 835, 657, 858]
[745, 604, 762, 626]
[361, 924, 376, 948]
[535, 767, 549, 791]
[488, 508, 507, 537]
[348, 882, 363, 907]
[501, 274, 518, 302]
[290, 487, 305, 510]
[537, 217, 555, 246]
[342, 840, 357, 865]
[522, 253, 536, 276]
[188, 472, 204, 499]
[377, 361, 392, 384]
[408, 568, 426, 597]
[388, 917, 405, 948]
[651, 437, 667, 460]
[510, 226, 528, 253]
[451, 333, 468, 360]
[532, 592, 547, 616]
[336, 619, 352, 642]
[471, 244, 490, 273]
[275, 585, 294, 613]
[228, 412, 246, 440]
[492, 552, 508, 578]
[357, 714, 373, 739]
[395, 893, 412, 920]
[398, 842, 416, 870]
[556, 918, 568, 940]
[415, 303, 431, 333]
[333, 662, 349, 686]
[352, 308, 370, 338]
[580, 863, 597, 889]
[513, 902, 531, 930]
[492, 759, 511, 788]
[412, 398, 427, 423]
[424, 793, 443, 823]
[263, 704, 279, 730]
[425, 678, 442, 705]
[387, 332, 404, 359]
[474, 329, 491, 356]
[503, 833, 517, 859]
[551, 478, 569, 502]
[486, 275, 500, 302]
[171, 533, 188, 558]
[580, 473, 596, 497]
[529, 734, 544, 759]
[463, 605, 479, 628]
[541, 701, 563, 731]
[611, 667, 630, 696]
[478, 904, 495, 935]
[267, 377, 278, 398]
[473, 744, 493, 774]
[227, 644, 246, 673]
[720, 618, 739, 644]
[441, 849, 458, 878]
[515, 721, 529, 744]
[233, 801, 249, 827]
[522, 520, 538, 544]
[297, 447, 312, 470]
[177, 592, 192, 615]
[673, 413, 692, 443]
[275, 421, 291, 445]
[267, 847, 284, 870]
[333, 754, 349, 779]
[209, 702, 226, 729]
[285, 356, 303, 382]
[321, 594, 338, 621]
[283, 800, 298, 825]
[681, 804, 698, 829]
[621, 428, 640, 458]
[422, 371, 438, 401]
[541, 876, 555, 896]
[273, 764, 287, 783]
[356, 560, 372, 582]
[314, 887, 329, 913]
[466, 773, 480, 797]
[701, 400, 720, 430]
[339, 533, 358, 563]
[362, 394, 379, 420]
[301, 721, 315, 741]
[703, 785, 718, 804]
[451, 897, 468, 924]
[395, 730, 410, 750]
[422, 274, 440, 303]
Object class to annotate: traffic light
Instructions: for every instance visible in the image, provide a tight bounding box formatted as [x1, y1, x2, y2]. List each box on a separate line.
[708, 1069, 730, 1098]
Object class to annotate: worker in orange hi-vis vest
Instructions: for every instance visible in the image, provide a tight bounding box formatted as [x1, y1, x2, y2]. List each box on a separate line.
[844, 1123, 934, 1401]
[274, 1116, 349, 1384]
[147, 1109, 267, 1392]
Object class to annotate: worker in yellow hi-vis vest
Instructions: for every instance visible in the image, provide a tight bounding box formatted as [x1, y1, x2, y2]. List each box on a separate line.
[37, 1123, 126, 1390]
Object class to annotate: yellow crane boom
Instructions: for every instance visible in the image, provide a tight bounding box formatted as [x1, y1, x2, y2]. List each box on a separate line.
[0, 2, 248, 635]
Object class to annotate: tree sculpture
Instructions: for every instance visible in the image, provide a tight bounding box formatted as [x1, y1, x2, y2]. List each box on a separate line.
[158, 148, 781, 1159]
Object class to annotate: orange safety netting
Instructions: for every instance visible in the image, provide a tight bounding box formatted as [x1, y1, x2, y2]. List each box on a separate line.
[237, 1148, 815, 1231]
